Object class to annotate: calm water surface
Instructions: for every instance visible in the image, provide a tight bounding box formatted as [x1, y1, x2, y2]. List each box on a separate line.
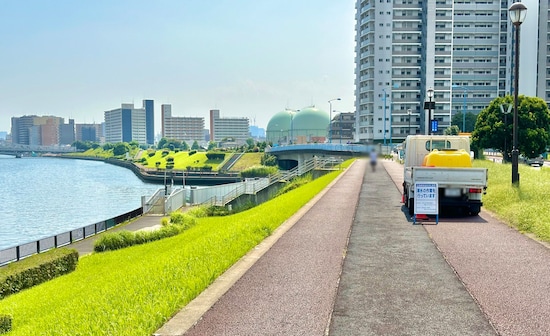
[0, 155, 161, 250]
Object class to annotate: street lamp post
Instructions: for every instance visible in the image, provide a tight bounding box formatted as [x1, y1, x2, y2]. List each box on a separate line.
[424, 87, 435, 135]
[328, 98, 341, 143]
[509, 2, 527, 186]
[382, 89, 387, 145]
[407, 109, 412, 135]
[452, 85, 468, 132]
[500, 104, 513, 161]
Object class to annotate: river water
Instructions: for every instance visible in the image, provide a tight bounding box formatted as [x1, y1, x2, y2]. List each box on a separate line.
[0, 155, 161, 250]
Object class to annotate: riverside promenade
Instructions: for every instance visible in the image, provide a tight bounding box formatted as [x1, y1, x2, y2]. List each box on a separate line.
[71, 158, 550, 335]
[156, 159, 497, 336]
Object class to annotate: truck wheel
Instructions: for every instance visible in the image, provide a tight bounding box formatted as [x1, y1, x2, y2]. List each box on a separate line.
[469, 205, 481, 216]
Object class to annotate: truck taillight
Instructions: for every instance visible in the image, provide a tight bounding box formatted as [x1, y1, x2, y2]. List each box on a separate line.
[469, 188, 482, 193]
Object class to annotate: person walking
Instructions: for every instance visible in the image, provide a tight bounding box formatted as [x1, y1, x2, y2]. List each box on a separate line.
[369, 148, 378, 172]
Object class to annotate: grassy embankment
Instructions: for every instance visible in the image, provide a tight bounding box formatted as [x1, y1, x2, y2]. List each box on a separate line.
[0, 160, 351, 335]
[473, 160, 550, 242]
[73, 148, 264, 172]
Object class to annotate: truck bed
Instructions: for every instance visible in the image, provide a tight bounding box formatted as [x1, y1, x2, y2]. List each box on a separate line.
[405, 166, 488, 188]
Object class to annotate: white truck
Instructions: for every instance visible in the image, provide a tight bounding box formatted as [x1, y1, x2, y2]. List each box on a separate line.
[402, 135, 488, 216]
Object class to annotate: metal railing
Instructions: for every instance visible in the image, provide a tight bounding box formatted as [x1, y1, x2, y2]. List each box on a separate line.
[202, 157, 339, 207]
[0, 207, 143, 266]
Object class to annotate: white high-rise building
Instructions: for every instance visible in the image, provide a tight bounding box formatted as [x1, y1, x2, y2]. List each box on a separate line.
[354, 0, 548, 144]
[161, 104, 205, 142]
[104, 103, 147, 144]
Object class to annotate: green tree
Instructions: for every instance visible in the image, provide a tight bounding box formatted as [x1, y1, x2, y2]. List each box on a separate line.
[207, 141, 217, 150]
[245, 138, 255, 150]
[472, 95, 550, 162]
[72, 141, 91, 151]
[444, 125, 460, 135]
[113, 142, 130, 156]
[261, 153, 277, 166]
[191, 140, 200, 150]
[157, 138, 168, 150]
[451, 112, 478, 133]
[102, 143, 115, 151]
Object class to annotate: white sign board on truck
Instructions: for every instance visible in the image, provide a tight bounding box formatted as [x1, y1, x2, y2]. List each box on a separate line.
[414, 182, 438, 215]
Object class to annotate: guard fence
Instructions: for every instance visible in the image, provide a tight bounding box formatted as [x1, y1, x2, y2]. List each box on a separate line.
[0, 207, 143, 266]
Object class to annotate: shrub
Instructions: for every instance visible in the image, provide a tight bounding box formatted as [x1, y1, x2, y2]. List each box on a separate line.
[205, 205, 232, 217]
[206, 152, 225, 160]
[170, 212, 198, 229]
[261, 153, 277, 166]
[186, 206, 208, 218]
[0, 315, 11, 334]
[276, 173, 313, 196]
[0, 248, 79, 299]
[93, 225, 186, 252]
[188, 150, 197, 156]
[241, 165, 278, 178]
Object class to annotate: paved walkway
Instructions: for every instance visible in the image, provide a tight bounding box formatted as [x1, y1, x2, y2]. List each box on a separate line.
[155, 159, 496, 335]
[67, 158, 549, 335]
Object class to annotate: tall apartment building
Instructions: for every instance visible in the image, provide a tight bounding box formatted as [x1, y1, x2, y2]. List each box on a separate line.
[209, 109, 250, 144]
[161, 104, 205, 142]
[104, 100, 153, 145]
[354, 0, 548, 144]
[143, 99, 155, 145]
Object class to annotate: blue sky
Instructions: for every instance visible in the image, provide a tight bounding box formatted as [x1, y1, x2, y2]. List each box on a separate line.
[0, 1, 356, 134]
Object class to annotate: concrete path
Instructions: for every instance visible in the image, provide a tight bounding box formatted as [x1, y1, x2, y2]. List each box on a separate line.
[384, 160, 550, 336]
[156, 159, 496, 335]
[66, 158, 549, 335]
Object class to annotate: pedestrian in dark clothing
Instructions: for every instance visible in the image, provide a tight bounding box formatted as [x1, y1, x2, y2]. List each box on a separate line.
[370, 149, 378, 172]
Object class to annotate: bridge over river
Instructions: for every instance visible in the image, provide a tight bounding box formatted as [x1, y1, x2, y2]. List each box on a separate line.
[265, 143, 372, 169]
[0, 144, 77, 157]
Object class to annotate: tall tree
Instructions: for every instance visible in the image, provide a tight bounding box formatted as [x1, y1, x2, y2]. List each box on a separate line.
[443, 125, 460, 135]
[451, 112, 478, 133]
[472, 95, 550, 161]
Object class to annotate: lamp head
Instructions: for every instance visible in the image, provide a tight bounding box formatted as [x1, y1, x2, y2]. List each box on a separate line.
[427, 87, 434, 99]
[509, 2, 527, 25]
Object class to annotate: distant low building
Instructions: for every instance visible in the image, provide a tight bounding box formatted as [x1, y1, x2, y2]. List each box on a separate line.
[161, 104, 205, 143]
[249, 125, 266, 140]
[11, 115, 75, 146]
[76, 123, 103, 142]
[209, 109, 249, 145]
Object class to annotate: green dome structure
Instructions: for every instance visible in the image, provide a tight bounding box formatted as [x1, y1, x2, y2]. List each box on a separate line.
[266, 106, 329, 145]
[266, 109, 295, 144]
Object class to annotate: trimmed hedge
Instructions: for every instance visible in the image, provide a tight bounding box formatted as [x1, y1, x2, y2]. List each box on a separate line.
[205, 152, 225, 160]
[0, 248, 79, 300]
[0, 315, 11, 334]
[93, 213, 198, 252]
[240, 165, 278, 178]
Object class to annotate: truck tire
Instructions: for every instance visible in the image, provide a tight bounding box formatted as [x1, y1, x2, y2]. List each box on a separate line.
[469, 205, 481, 216]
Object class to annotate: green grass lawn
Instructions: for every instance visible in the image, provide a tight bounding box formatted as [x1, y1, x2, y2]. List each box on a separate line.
[0, 164, 346, 335]
[141, 151, 231, 171]
[473, 160, 550, 241]
[229, 153, 263, 171]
